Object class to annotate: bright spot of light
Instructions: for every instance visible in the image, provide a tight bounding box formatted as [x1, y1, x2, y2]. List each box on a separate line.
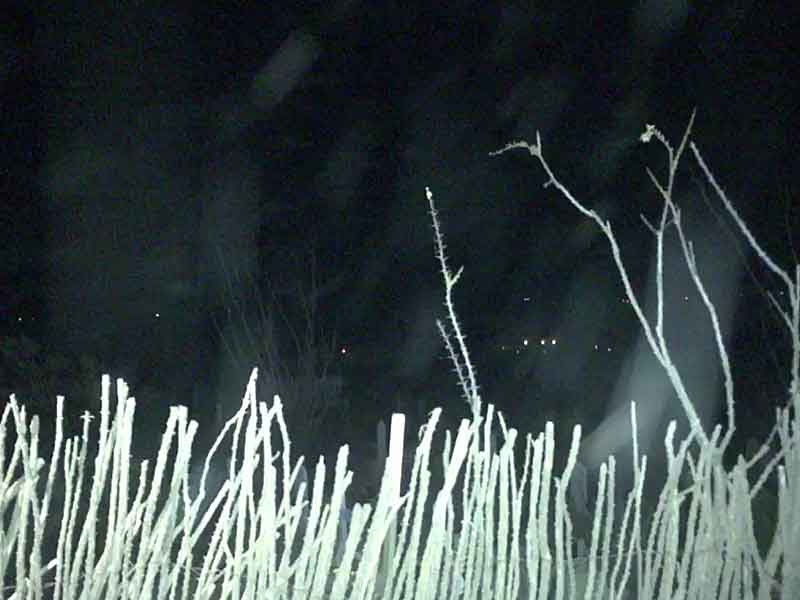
[154, 312, 161, 319]
[340, 346, 348, 355]
[523, 338, 529, 346]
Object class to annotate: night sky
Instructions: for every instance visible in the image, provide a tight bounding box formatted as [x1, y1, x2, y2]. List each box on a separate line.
[1, 2, 798, 463]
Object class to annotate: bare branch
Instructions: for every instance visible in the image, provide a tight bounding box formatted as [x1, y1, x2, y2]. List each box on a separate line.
[492, 117, 710, 444]
[426, 187, 482, 419]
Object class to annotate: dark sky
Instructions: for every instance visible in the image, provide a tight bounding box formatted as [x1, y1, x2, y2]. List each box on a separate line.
[1, 2, 798, 456]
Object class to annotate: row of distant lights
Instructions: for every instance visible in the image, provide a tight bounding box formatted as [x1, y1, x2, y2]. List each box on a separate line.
[500, 338, 558, 353]
[504, 287, 794, 354]
[514, 296, 620, 353]
[338, 340, 615, 356]
[503, 293, 726, 355]
[18, 286, 791, 354]
[501, 338, 615, 353]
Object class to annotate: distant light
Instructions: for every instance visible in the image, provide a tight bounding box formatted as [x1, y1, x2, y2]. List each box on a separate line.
[551, 338, 557, 345]
[594, 344, 599, 351]
[154, 312, 161, 319]
[340, 347, 347, 354]
[607, 347, 612, 352]
[683, 295, 689, 301]
[523, 338, 529, 346]
[523, 297, 531, 302]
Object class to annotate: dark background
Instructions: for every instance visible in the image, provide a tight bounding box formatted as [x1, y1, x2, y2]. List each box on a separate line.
[1, 1, 798, 474]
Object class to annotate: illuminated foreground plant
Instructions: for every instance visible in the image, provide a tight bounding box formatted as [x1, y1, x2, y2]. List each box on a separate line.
[1, 115, 798, 599]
